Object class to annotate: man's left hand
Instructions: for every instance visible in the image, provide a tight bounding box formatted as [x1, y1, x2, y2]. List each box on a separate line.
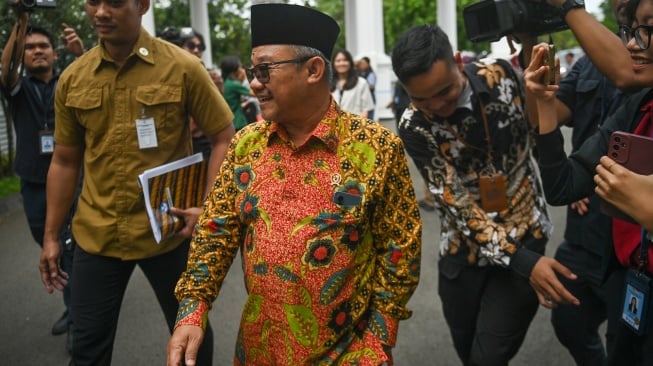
[60, 23, 84, 57]
[169, 206, 201, 238]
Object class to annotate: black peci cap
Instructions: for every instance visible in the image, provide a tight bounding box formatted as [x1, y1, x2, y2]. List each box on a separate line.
[251, 3, 340, 60]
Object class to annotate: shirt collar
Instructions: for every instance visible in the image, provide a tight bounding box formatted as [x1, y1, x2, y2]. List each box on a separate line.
[267, 99, 342, 153]
[93, 28, 156, 71]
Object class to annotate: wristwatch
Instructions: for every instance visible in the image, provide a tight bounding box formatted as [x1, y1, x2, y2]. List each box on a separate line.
[559, 0, 585, 18]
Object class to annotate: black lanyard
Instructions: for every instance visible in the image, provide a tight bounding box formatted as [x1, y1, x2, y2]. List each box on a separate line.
[31, 78, 56, 130]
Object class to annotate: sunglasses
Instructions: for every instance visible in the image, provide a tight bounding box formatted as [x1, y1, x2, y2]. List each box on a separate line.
[185, 41, 206, 52]
[245, 56, 312, 84]
[619, 24, 653, 50]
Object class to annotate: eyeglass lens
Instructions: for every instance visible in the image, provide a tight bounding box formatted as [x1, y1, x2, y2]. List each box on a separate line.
[246, 65, 269, 83]
[620, 25, 652, 50]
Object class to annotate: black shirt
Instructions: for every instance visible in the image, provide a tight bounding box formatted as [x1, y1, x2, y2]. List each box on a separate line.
[2, 72, 58, 183]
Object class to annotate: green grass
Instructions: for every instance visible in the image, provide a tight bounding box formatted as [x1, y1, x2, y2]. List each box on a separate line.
[0, 176, 20, 199]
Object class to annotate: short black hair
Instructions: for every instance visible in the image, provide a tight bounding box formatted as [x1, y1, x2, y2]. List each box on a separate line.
[391, 25, 454, 84]
[220, 55, 241, 78]
[26, 24, 56, 49]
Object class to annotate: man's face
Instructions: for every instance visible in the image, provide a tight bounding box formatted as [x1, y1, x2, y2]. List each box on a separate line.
[627, 0, 653, 85]
[23, 33, 55, 74]
[86, 0, 148, 45]
[402, 59, 464, 119]
[249, 45, 306, 123]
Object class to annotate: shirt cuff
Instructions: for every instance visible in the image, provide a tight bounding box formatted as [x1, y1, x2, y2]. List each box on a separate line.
[174, 298, 210, 331]
[535, 129, 568, 166]
[509, 247, 543, 279]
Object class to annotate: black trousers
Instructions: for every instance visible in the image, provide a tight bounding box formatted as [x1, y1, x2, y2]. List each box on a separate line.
[70, 241, 213, 365]
[551, 241, 610, 366]
[438, 258, 540, 366]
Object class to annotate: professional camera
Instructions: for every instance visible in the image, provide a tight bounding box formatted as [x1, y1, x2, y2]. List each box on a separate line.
[463, 0, 568, 43]
[8, 0, 56, 10]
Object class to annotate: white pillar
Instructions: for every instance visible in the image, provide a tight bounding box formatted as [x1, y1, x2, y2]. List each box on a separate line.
[142, 6, 155, 36]
[190, 0, 213, 68]
[344, 0, 392, 120]
[437, 0, 457, 50]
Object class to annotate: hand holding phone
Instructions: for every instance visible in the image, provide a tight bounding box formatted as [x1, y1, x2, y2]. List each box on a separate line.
[600, 131, 653, 222]
[544, 43, 556, 85]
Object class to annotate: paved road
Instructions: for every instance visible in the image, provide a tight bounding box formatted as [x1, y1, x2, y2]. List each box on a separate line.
[0, 122, 584, 365]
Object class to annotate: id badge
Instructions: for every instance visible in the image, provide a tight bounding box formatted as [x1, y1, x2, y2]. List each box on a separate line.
[478, 173, 508, 212]
[622, 268, 651, 335]
[39, 130, 54, 155]
[135, 117, 158, 149]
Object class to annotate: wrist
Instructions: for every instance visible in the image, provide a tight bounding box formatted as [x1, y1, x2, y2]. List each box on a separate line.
[558, 0, 585, 18]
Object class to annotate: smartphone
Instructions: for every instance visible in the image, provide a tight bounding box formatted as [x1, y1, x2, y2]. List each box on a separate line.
[600, 131, 653, 222]
[545, 44, 556, 85]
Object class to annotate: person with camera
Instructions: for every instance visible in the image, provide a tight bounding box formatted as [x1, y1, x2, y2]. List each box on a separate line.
[391, 24, 579, 366]
[0, 1, 84, 354]
[38, 0, 235, 364]
[531, 1, 639, 364]
[525, 1, 653, 364]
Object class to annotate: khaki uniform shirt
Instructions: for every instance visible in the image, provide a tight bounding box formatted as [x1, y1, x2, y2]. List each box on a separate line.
[54, 29, 233, 259]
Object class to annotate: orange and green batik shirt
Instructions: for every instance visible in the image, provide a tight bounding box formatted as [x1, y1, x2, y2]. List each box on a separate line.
[175, 101, 422, 365]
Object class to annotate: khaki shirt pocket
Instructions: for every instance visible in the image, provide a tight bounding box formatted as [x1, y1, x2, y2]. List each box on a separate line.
[65, 87, 103, 132]
[135, 85, 185, 148]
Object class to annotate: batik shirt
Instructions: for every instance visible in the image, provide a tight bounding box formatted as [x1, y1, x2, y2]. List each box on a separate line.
[398, 59, 552, 276]
[175, 101, 422, 365]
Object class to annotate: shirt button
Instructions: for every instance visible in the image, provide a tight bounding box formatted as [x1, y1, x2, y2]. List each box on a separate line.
[139, 47, 149, 56]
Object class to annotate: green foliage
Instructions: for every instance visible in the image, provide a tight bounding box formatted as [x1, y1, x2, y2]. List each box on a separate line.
[0, 175, 19, 199]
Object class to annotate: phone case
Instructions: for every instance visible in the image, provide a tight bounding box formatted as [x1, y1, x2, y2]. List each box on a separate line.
[600, 131, 653, 222]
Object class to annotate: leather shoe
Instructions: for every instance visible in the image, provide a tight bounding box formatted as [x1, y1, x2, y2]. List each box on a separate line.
[52, 310, 70, 335]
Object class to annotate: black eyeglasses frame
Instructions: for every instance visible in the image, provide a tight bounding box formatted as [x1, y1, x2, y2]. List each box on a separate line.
[245, 56, 313, 84]
[619, 24, 653, 50]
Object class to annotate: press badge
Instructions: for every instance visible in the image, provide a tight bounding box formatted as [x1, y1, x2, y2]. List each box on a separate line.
[622, 269, 652, 335]
[39, 130, 54, 155]
[478, 173, 508, 212]
[135, 109, 158, 149]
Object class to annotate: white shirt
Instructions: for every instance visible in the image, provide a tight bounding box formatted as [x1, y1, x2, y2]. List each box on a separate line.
[332, 77, 375, 116]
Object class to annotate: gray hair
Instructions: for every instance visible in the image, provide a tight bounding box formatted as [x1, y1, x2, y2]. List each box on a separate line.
[289, 45, 333, 84]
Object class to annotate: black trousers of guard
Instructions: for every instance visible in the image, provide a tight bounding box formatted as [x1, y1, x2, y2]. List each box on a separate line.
[69, 240, 213, 366]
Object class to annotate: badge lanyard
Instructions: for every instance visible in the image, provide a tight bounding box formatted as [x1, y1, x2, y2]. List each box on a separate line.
[438, 98, 508, 212]
[34, 80, 55, 154]
[621, 229, 652, 335]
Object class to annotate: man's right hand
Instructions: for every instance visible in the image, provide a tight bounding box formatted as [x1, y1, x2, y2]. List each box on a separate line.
[39, 237, 68, 293]
[167, 325, 205, 366]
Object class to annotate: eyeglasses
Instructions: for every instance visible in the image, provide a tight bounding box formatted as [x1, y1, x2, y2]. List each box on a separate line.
[619, 24, 653, 50]
[185, 41, 205, 52]
[245, 56, 312, 84]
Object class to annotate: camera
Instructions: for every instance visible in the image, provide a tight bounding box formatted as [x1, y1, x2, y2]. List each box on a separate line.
[463, 0, 568, 43]
[8, 0, 56, 10]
